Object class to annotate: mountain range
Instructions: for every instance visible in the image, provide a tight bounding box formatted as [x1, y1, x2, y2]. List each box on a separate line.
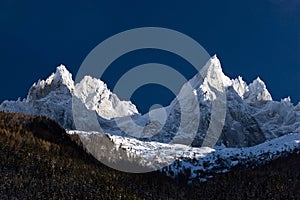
[0, 55, 299, 182]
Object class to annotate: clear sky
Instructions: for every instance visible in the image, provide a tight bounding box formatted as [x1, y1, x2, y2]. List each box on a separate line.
[0, 0, 299, 114]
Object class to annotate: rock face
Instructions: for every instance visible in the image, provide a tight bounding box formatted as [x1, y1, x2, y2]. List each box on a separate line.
[74, 76, 138, 120]
[1, 56, 299, 147]
[1, 65, 75, 129]
[0, 65, 138, 130]
[147, 56, 299, 147]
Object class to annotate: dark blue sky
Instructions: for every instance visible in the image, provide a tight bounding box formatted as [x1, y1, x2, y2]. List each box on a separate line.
[0, 0, 300, 113]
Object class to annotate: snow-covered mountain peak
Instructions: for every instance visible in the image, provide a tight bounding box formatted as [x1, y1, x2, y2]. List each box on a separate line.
[0, 64, 139, 129]
[189, 55, 231, 91]
[231, 76, 248, 98]
[251, 77, 267, 89]
[201, 55, 232, 89]
[75, 76, 108, 99]
[1, 56, 299, 149]
[231, 76, 272, 102]
[52, 64, 74, 89]
[26, 65, 74, 102]
[281, 96, 292, 103]
[187, 55, 231, 103]
[245, 77, 272, 102]
[201, 55, 222, 76]
[74, 75, 139, 120]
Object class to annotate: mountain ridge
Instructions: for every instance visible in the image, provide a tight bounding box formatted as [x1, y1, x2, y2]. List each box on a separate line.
[0, 55, 299, 186]
[0, 55, 299, 148]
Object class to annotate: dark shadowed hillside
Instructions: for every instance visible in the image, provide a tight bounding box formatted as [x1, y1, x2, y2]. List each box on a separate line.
[0, 111, 299, 199]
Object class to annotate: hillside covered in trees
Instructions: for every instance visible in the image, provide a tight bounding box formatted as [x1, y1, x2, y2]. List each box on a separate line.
[0, 111, 299, 199]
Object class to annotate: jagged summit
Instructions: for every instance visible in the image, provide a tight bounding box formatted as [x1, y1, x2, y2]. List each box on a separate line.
[246, 77, 272, 102]
[26, 65, 74, 102]
[231, 76, 248, 98]
[211, 53, 218, 59]
[202, 55, 232, 88]
[53, 64, 74, 88]
[74, 75, 138, 120]
[0, 56, 299, 187]
[200, 55, 225, 79]
[232, 75, 272, 102]
[189, 55, 231, 93]
[0, 64, 138, 129]
[200, 56, 271, 102]
[146, 55, 298, 147]
[0, 55, 299, 148]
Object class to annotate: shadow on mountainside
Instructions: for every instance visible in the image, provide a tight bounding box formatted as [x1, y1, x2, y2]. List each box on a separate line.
[0, 111, 299, 199]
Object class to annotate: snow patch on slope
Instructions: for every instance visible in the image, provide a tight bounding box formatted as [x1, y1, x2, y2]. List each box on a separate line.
[68, 130, 300, 183]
